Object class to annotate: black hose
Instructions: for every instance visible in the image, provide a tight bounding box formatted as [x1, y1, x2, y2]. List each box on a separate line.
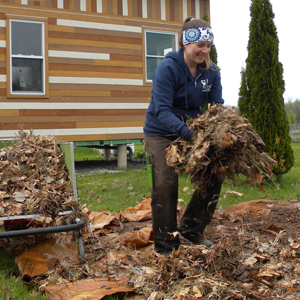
[0, 219, 85, 239]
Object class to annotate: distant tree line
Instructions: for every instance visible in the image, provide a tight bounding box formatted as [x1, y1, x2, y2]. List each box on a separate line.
[285, 99, 300, 124]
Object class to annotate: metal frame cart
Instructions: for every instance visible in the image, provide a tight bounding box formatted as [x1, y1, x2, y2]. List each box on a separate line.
[0, 142, 86, 264]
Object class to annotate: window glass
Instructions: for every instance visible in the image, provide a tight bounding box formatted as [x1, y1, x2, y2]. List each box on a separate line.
[146, 57, 164, 82]
[10, 20, 45, 95]
[11, 22, 42, 56]
[146, 32, 176, 56]
[145, 31, 177, 82]
[12, 58, 43, 92]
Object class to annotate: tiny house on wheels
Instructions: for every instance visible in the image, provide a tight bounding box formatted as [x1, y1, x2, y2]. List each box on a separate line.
[0, 0, 211, 167]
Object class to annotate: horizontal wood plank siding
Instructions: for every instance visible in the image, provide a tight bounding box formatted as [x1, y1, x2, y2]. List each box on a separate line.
[64, 0, 69, 10]
[191, 0, 195, 18]
[200, 0, 209, 18]
[48, 96, 150, 103]
[9, 0, 206, 21]
[187, 0, 191, 18]
[0, 121, 77, 130]
[2, 114, 145, 122]
[48, 38, 142, 50]
[49, 44, 143, 56]
[49, 64, 143, 75]
[49, 83, 150, 91]
[0, 0, 210, 142]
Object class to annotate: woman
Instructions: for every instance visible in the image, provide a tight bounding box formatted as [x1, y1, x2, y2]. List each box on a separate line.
[143, 17, 224, 254]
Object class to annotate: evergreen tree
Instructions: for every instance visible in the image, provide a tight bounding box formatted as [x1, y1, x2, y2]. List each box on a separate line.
[209, 41, 218, 66]
[238, 0, 294, 176]
[201, 13, 219, 113]
[201, 13, 218, 65]
[238, 67, 250, 116]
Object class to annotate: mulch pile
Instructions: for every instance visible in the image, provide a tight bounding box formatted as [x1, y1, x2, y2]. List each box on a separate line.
[0, 130, 81, 220]
[166, 105, 277, 191]
[32, 199, 300, 300]
[0, 130, 86, 252]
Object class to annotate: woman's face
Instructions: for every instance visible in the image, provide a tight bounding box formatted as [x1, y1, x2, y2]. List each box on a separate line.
[184, 41, 212, 66]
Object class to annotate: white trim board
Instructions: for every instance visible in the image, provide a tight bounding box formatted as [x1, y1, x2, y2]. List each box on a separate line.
[49, 77, 143, 85]
[0, 127, 144, 137]
[57, 19, 142, 33]
[48, 50, 110, 60]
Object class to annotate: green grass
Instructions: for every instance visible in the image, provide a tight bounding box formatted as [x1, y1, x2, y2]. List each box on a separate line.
[77, 169, 150, 212]
[0, 247, 48, 299]
[1, 142, 300, 299]
[76, 143, 300, 212]
[217, 142, 300, 208]
[74, 146, 104, 161]
[74, 144, 146, 162]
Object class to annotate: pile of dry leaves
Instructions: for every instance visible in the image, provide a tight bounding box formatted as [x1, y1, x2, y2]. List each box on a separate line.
[0, 130, 82, 221]
[166, 105, 277, 191]
[1, 129, 300, 300]
[15, 198, 300, 300]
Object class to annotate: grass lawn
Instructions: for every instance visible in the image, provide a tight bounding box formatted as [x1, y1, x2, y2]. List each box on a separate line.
[76, 142, 300, 212]
[0, 142, 299, 299]
[0, 248, 48, 299]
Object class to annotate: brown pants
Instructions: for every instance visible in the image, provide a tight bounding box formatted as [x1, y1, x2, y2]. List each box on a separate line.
[145, 135, 180, 253]
[145, 135, 223, 253]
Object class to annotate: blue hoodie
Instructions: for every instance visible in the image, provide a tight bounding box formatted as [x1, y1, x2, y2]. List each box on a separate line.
[143, 49, 224, 141]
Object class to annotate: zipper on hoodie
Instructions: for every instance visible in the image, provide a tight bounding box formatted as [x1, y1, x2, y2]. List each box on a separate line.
[194, 73, 201, 88]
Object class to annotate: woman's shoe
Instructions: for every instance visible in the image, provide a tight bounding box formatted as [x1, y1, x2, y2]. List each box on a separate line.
[181, 232, 213, 248]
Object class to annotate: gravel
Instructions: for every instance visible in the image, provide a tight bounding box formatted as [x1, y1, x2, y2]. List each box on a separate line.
[75, 159, 145, 177]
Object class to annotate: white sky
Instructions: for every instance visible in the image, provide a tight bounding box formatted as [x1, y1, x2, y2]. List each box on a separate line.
[210, 0, 300, 107]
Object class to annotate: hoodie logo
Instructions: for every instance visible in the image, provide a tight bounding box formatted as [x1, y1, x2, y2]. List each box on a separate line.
[201, 79, 212, 92]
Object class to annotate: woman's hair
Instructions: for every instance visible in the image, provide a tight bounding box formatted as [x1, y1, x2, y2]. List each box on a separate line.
[179, 17, 212, 70]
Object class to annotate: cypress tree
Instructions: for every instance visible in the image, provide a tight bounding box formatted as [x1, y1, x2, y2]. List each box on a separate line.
[238, 0, 294, 176]
[201, 13, 218, 65]
[209, 41, 218, 66]
[201, 13, 219, 113]
[238, 67, 250, 116]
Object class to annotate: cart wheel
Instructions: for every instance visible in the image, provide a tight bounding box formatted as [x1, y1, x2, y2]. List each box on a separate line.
[127, 146, 133, 160]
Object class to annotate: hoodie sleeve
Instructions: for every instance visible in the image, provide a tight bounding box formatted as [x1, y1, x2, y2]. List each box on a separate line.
[152, 60, 192, 140]
[207, 65, 224, 105]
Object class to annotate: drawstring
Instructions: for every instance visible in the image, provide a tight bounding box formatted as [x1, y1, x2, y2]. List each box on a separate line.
[204, 72, 210, 110]
[185, 68, 208, 111]
[185, 68, 188, 109]
[206, 73, 209, 107]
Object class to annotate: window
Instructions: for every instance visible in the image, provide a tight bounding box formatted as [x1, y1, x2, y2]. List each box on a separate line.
[144, 30, 178, 83]
[9, 19, 46, 95]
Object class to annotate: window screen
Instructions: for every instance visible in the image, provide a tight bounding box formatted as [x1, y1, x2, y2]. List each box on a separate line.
[10, 20, 45, 95]
[145, 31, 178, 83]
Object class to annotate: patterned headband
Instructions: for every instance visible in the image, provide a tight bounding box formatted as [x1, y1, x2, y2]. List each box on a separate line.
[182, 27, 214, 45]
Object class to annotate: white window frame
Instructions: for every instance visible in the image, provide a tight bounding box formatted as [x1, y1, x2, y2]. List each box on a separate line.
[144, 30, 178, 84]
[9, 19, 46, 96]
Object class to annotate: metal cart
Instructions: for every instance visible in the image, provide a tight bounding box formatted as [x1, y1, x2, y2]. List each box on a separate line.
[0, 142, 86, 264]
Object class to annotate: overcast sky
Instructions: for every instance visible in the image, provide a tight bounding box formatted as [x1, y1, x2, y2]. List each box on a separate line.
[210, 0, 300, 107]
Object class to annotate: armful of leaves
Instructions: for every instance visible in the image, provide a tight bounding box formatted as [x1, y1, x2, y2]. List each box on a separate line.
[166, 105, 277, 191]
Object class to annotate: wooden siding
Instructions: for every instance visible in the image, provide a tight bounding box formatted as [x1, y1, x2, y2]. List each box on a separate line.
[0, 0, 209, 22]
[0, 0, 210, 143]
